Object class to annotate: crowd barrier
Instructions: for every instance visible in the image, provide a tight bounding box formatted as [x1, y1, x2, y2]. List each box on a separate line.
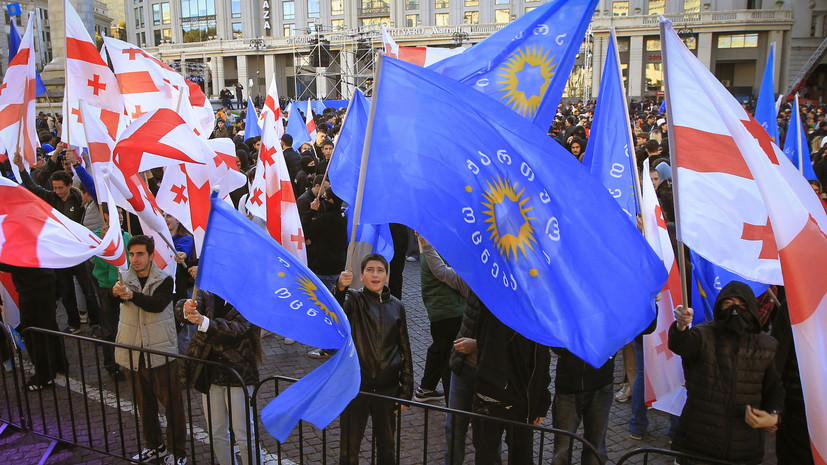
[0, 325, 737, 465]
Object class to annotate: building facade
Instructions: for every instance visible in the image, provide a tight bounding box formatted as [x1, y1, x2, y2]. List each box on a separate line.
[118, 0, 826, 102]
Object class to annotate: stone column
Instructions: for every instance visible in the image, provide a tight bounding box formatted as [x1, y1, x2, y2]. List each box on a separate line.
[264, 53, 276, 92]
[210, 56, 220, 98]
[216, 56, 226, 91]
[628, 35, 644, 99]
[697, 32, 713, 70]
[237, 55, 249, 100]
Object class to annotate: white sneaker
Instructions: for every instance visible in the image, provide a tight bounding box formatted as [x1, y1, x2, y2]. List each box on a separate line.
[132, 445, 168, 461]
[614, 382, 631, 403]
[164, 455, 188, 465]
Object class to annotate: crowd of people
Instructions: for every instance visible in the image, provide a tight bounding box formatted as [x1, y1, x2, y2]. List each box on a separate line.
[1, 95, 825, 465]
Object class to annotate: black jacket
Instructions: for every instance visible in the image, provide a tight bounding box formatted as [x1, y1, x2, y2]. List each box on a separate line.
[304, 198, 347, 275]
[553, 348, 614, 393]
[669, 281, 784, 464]
[334, 285, 413, 399]
[20, 170, 84, 224]
[474, 305, 552, 423]
[282, 146, 302, 193]
[180, 290, 260, 389]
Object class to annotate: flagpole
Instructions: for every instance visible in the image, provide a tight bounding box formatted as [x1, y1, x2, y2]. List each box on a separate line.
[611, 27, 646, 238]
[63, 4, 71, 150]
[317, 92, 358, 203]
[345, 53, 383, 272]
[77, 100, 107, 223]
[795, 93, 804, 176]
[659, 19, 691, 309]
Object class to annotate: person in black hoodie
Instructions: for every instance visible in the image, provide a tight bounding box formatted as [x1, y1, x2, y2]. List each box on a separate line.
[472, 306, 551, 465]
[550, 349, 613, 465]
[669, 281, 784, 464]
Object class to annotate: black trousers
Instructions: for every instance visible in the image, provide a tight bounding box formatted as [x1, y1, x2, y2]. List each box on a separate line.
[56, 262, 101, 327]
[777, 396, 815, 465]
[19, 290, 66, 384]
[339, 387, 398, 465]
[97, 287, 120, 371]
[420, 316, 462, 394]
[472, 395, 534, 465]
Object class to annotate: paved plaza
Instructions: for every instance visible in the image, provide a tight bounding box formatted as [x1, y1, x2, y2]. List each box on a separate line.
[0, 260, 778, 464]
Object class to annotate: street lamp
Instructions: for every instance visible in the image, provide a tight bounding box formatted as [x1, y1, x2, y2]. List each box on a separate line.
[249, 38, 266, 104]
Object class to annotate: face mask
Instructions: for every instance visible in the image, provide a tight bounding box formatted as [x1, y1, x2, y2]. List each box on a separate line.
[719, 304, 753, 335]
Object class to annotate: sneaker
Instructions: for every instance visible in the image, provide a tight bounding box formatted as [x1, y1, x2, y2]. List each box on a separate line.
[26, 377, 54, 392]
[413, 387, 444, 403]
[164, 455, 187, 465]
[406, 256, 416, 262]
[79, 311, 88, 325]
[630, 431, 643, 440]
[132, 445, 168, 462]
[307, 348, 333, 359]
[284, 337, 295, 345]
[614, 382, 631, 403]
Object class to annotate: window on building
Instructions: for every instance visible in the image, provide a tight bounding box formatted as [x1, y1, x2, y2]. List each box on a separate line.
[231, 0, 241, 18]
[163, 28, 171, 41]
[811, 16, 819, 37]
[746, 0, 762, 8]
[465, 0, 478, 6]
[152, 2, 171, 25]
[137, 31, 147, 46]
[617, 37, 629, 52]
[494, 9, 510, 23]
[648, 0, 664, 15]
[525, 6, 536, 12]
[154, 29, 163, 45]
[283, 23, 295, 36]
[360, 17, 390, 25]
[717, 33, 758, 48]
[612, 1, 628, 16]
[331, 18, 344, 27]
[435, 0, 449, 8]
[331, 0, 344, 14]
[495, 0, 509, 4]
[232, 22, 242, 37]
[435, 12, 450, 25]
[135, 6, 145, 28]
[41, 9, 48, 20]
[153, 4, 161, 25]
[308, 0, 320, 17]
[683, 0, 700, 13]
[406, 0, 419, 9]
[180, 0, 216, 42]
[162, 2, 171, 23]
[406, 14, 419, 26]
[361, 0, 389, 12]
[283, 1, 295, 20]
[645, 62, 662, 94]
[464, 10, 478, 23]
[646, 38, 660, 51]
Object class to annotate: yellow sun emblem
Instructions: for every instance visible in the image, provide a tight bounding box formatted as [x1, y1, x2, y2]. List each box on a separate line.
[297, 275, 341, 327]
[481, 176, 537, 261]
[497, 45, 556, 118]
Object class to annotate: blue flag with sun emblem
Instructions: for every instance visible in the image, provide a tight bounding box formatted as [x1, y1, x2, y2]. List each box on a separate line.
[358, 56, 666, 367]
[196, 192, 360, 441]
[427, 0, 598, 131]
[581, 31, 639, 220]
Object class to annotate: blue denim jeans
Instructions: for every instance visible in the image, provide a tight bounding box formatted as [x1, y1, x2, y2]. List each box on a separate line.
[628, 339, 649, 435]
[551, 384, 612, 465]
[444, 367, 502, 465]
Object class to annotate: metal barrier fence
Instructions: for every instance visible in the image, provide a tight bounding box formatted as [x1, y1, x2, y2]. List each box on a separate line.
[0, 325, 738, 465]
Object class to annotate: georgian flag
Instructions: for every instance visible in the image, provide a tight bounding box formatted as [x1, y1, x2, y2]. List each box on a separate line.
[62, 0, 126, 148]
[662, 18, 827, 463]
[640, 158, 686, 417]
[206, 138, 247, 200]
[259, 75, 284, 138]
[246, 112, 307, 264]
[305, 100, 317, 141]
[0, 13, 38, 183]
[0, 177, 127, 270]
[381, 25, 465, 67]
[663, 19, 827, 285]
[0, 272, 21, 329]
[156, 163, 211, 253]
[103, 36, 215, 135]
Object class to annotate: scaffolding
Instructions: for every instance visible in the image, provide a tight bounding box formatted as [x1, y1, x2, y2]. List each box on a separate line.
[291, 23, 381, 100]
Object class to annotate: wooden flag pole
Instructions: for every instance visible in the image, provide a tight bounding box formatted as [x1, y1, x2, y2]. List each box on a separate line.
[345, 52, 384, 272]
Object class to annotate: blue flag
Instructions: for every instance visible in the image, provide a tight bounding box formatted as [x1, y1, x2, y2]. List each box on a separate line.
[8, 20, 47, 98]
[6, 3, 21, 17]
[329, 89, 370, 204]
[314, 99, 327, 114]
[427, 0, 598, 131]
[755, 43, 779, 143]
[285, 104, 313, 151]
[196, 193, 359, 441]
[783, 94, 817, 181]
[357, 57, 666, 366]
[328, 90, 395, 263]
[690, 250, 769, 324]
[658, 99, 666, 114]
[581, 32, 638, 220]
[243, 97, 261, 141]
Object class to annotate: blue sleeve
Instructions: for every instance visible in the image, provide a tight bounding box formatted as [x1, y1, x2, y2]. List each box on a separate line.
[75, 164, 97, 203]
[173, 234, 195, 259]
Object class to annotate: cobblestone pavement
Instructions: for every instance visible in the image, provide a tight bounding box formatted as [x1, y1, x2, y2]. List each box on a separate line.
[0, 260, 778, 464]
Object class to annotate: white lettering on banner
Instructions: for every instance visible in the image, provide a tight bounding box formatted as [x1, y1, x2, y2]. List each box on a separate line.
[262, 0, 270, 32]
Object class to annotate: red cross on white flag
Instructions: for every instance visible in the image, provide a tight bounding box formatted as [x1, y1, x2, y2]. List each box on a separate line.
[62, 0, 125, 149]
[0, 13, 38, 183]
[246, 112, 307, 264]
[156, 163, 212, 253]
[258, 75, 284, 137]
